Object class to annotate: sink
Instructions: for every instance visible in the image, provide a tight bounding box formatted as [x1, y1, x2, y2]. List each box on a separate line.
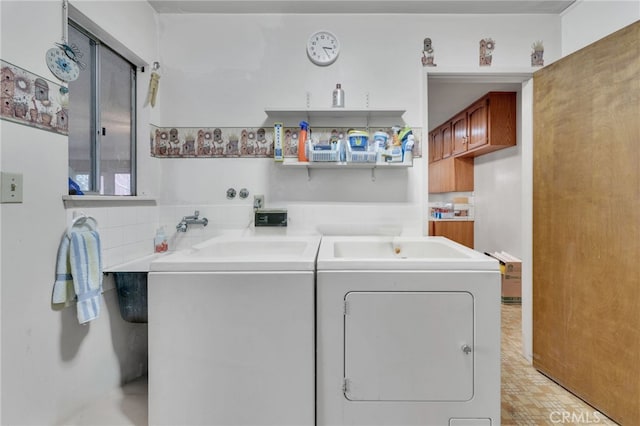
[150, 235, 321, 272]
[318, 236, 498, 270]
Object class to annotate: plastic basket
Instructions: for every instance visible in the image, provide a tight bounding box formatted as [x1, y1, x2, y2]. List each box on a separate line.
[346, 142, 378, 163]
[308, 140, 340, 162]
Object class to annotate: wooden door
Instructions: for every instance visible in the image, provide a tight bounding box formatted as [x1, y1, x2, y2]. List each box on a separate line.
[533, 21, 640, 424]
[451, 112, 468, 155]
[467, 97, 488, 150]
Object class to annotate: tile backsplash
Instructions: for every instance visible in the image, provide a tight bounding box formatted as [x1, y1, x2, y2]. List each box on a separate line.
[66, 205, 158, 269]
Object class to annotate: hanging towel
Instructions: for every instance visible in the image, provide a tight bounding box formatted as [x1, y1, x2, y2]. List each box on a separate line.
[53, 234, 75, 307]
[69, 230, 103, 324]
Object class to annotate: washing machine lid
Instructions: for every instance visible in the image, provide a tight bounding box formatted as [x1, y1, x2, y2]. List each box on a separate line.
[317, 236, 500, 271]
[343, 291, 474, 402]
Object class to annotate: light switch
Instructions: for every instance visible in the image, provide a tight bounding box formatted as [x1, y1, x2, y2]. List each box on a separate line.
[1, 172, 23, 203]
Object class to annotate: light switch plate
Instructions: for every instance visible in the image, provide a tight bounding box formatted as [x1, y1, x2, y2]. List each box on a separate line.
[1, 172, 23, 203]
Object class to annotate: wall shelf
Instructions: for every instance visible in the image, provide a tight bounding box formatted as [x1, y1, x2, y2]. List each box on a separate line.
[277, 158, 412, 181]
[264, 108, 406, 128]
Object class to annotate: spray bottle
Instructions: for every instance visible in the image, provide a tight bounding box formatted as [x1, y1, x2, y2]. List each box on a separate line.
[298, 121, 309, 162]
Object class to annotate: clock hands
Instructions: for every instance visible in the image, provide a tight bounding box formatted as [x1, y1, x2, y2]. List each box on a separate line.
[322, 46, 334, 58]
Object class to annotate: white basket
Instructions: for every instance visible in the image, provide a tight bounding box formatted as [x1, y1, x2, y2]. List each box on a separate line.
[346, 142, 377, 163]
[308, 140, 340, 162]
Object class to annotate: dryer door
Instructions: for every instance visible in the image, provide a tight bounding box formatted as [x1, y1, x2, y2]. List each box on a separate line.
[343, 291, 474, 402]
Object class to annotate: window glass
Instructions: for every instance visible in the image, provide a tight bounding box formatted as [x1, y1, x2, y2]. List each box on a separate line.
[67, 23, 136, 195]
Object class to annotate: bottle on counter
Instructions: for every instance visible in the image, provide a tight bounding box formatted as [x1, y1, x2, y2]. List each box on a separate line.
[332, 83, 344, 108]
[154, 227, 168, 253]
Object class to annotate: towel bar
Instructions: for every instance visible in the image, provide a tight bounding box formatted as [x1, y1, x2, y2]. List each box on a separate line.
[67, 212, 98, 237]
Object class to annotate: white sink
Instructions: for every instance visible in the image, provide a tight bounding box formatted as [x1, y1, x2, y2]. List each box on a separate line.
[318, 236, 498, 270]
[150, 235, 321, 272]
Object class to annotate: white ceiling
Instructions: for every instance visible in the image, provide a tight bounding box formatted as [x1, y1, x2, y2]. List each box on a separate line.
[147, 0, 576, 14]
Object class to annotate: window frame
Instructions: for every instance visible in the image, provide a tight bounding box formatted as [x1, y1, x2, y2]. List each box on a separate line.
[68, 20, 137, 196]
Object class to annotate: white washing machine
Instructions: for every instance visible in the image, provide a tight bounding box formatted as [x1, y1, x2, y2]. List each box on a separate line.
[148, 235, 321, 426]
[316, 236, 501, 426]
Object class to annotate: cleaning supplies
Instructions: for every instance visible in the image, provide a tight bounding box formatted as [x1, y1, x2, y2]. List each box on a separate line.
[298, 121, 309, 162]
[154, 227, 168, 253]
[332, 83, 344, 108]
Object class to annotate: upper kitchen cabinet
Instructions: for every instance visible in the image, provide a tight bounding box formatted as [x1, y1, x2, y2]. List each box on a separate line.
[451, 111, 468, 156]
[432, 92, 516, 159]
[459, 92, 516, 157]
[428, 122, 451, 163]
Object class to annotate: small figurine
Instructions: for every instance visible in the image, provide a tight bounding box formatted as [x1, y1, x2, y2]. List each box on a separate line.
[421, 38, 437, 67]
[531, 41, 544, 67]
[480, 38, 495, 66]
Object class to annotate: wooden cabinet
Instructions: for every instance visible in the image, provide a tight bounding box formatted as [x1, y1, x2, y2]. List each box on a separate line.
[451, 111, 468, 155]
[440, 123, 453, 159]
[431, 91, 516, 159]
[428, 157, 474, 193]
[428, 123, 451, 163]
[429, 220, 474, 249]
[428, 91, 516, 193]
[464, 92, 516, 156]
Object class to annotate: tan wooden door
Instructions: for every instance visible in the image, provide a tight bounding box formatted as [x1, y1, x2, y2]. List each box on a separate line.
[533, 21, 640, 424]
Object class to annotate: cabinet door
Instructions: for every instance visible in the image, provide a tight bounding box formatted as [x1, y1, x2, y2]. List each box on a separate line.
[433, 129, 443, 161]
[344, 291, 474, 402]
[428, 131, 438, 163]
[432, 221, 474, 248]
[441, 123, 453, 159]
[467, 98, 489, 150]
[452, 112, 468, 155]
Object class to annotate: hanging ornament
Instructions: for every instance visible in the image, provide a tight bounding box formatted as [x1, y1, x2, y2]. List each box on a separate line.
[145, 62, 161, 108]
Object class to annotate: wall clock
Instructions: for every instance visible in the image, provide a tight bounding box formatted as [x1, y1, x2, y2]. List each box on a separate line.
[307, 31, 340, 66]
[46, 46, 80, 82]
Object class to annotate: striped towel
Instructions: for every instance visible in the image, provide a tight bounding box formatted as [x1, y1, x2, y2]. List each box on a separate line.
[53, 234, 74, 307]
[52, 230, 103, 324]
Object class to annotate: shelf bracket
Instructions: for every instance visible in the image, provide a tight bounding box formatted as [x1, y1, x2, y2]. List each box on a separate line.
[306, 167, 312, 181]
[371, 167, 376, 182]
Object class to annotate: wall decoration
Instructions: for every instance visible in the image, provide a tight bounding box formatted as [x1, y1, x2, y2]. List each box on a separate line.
[1, 60, 69, 135]
[531, 41, 544, 67]
[479, 38, 495, 66]
[151, 125, 422, 159]
[421, 38, 437, 67]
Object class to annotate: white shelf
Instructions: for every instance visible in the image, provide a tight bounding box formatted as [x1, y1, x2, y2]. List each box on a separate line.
[277, 158, 412, 180]
[265, 108, 405, 119]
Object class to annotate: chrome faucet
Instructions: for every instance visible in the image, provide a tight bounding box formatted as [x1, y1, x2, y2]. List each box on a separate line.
[176, 210, 209, 232]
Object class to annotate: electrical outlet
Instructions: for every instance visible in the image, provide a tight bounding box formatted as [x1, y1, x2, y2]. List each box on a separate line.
[1, 172, 23, 203]
[253, 194, 264, 209]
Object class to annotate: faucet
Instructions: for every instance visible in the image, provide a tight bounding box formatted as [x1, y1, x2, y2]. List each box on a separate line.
[176, 210, 209, 232]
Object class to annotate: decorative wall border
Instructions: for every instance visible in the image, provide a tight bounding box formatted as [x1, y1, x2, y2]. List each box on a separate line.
[1, 60, 68, 135]
[150, 125, 422, 158]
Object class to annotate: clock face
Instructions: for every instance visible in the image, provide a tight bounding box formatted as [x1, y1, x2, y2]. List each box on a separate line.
[307, 31, 340, 66]
[46, 47, 80, 82]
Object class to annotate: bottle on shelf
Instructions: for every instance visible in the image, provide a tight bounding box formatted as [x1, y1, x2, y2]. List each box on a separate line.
[332, 83, 344, 108]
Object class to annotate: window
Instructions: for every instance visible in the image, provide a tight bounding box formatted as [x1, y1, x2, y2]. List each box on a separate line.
[67, 22, 136, 195]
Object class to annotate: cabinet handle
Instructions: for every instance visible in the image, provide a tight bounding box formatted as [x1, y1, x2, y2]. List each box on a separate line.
[461, 344, 472, 355]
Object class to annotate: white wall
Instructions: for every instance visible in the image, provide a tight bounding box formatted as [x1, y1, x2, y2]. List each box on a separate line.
[561, 0, 640, 56]
[0, 1, 157, 424]
[155, 13, 560, 239]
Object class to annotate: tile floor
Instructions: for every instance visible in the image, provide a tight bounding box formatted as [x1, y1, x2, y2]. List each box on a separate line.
[501, 304, 617, 425]
[65, 304, 618, 426]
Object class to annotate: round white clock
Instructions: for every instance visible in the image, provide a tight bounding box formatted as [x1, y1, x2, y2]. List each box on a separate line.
[46, 47, 80, 82]
[307, 31, 340, 66]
